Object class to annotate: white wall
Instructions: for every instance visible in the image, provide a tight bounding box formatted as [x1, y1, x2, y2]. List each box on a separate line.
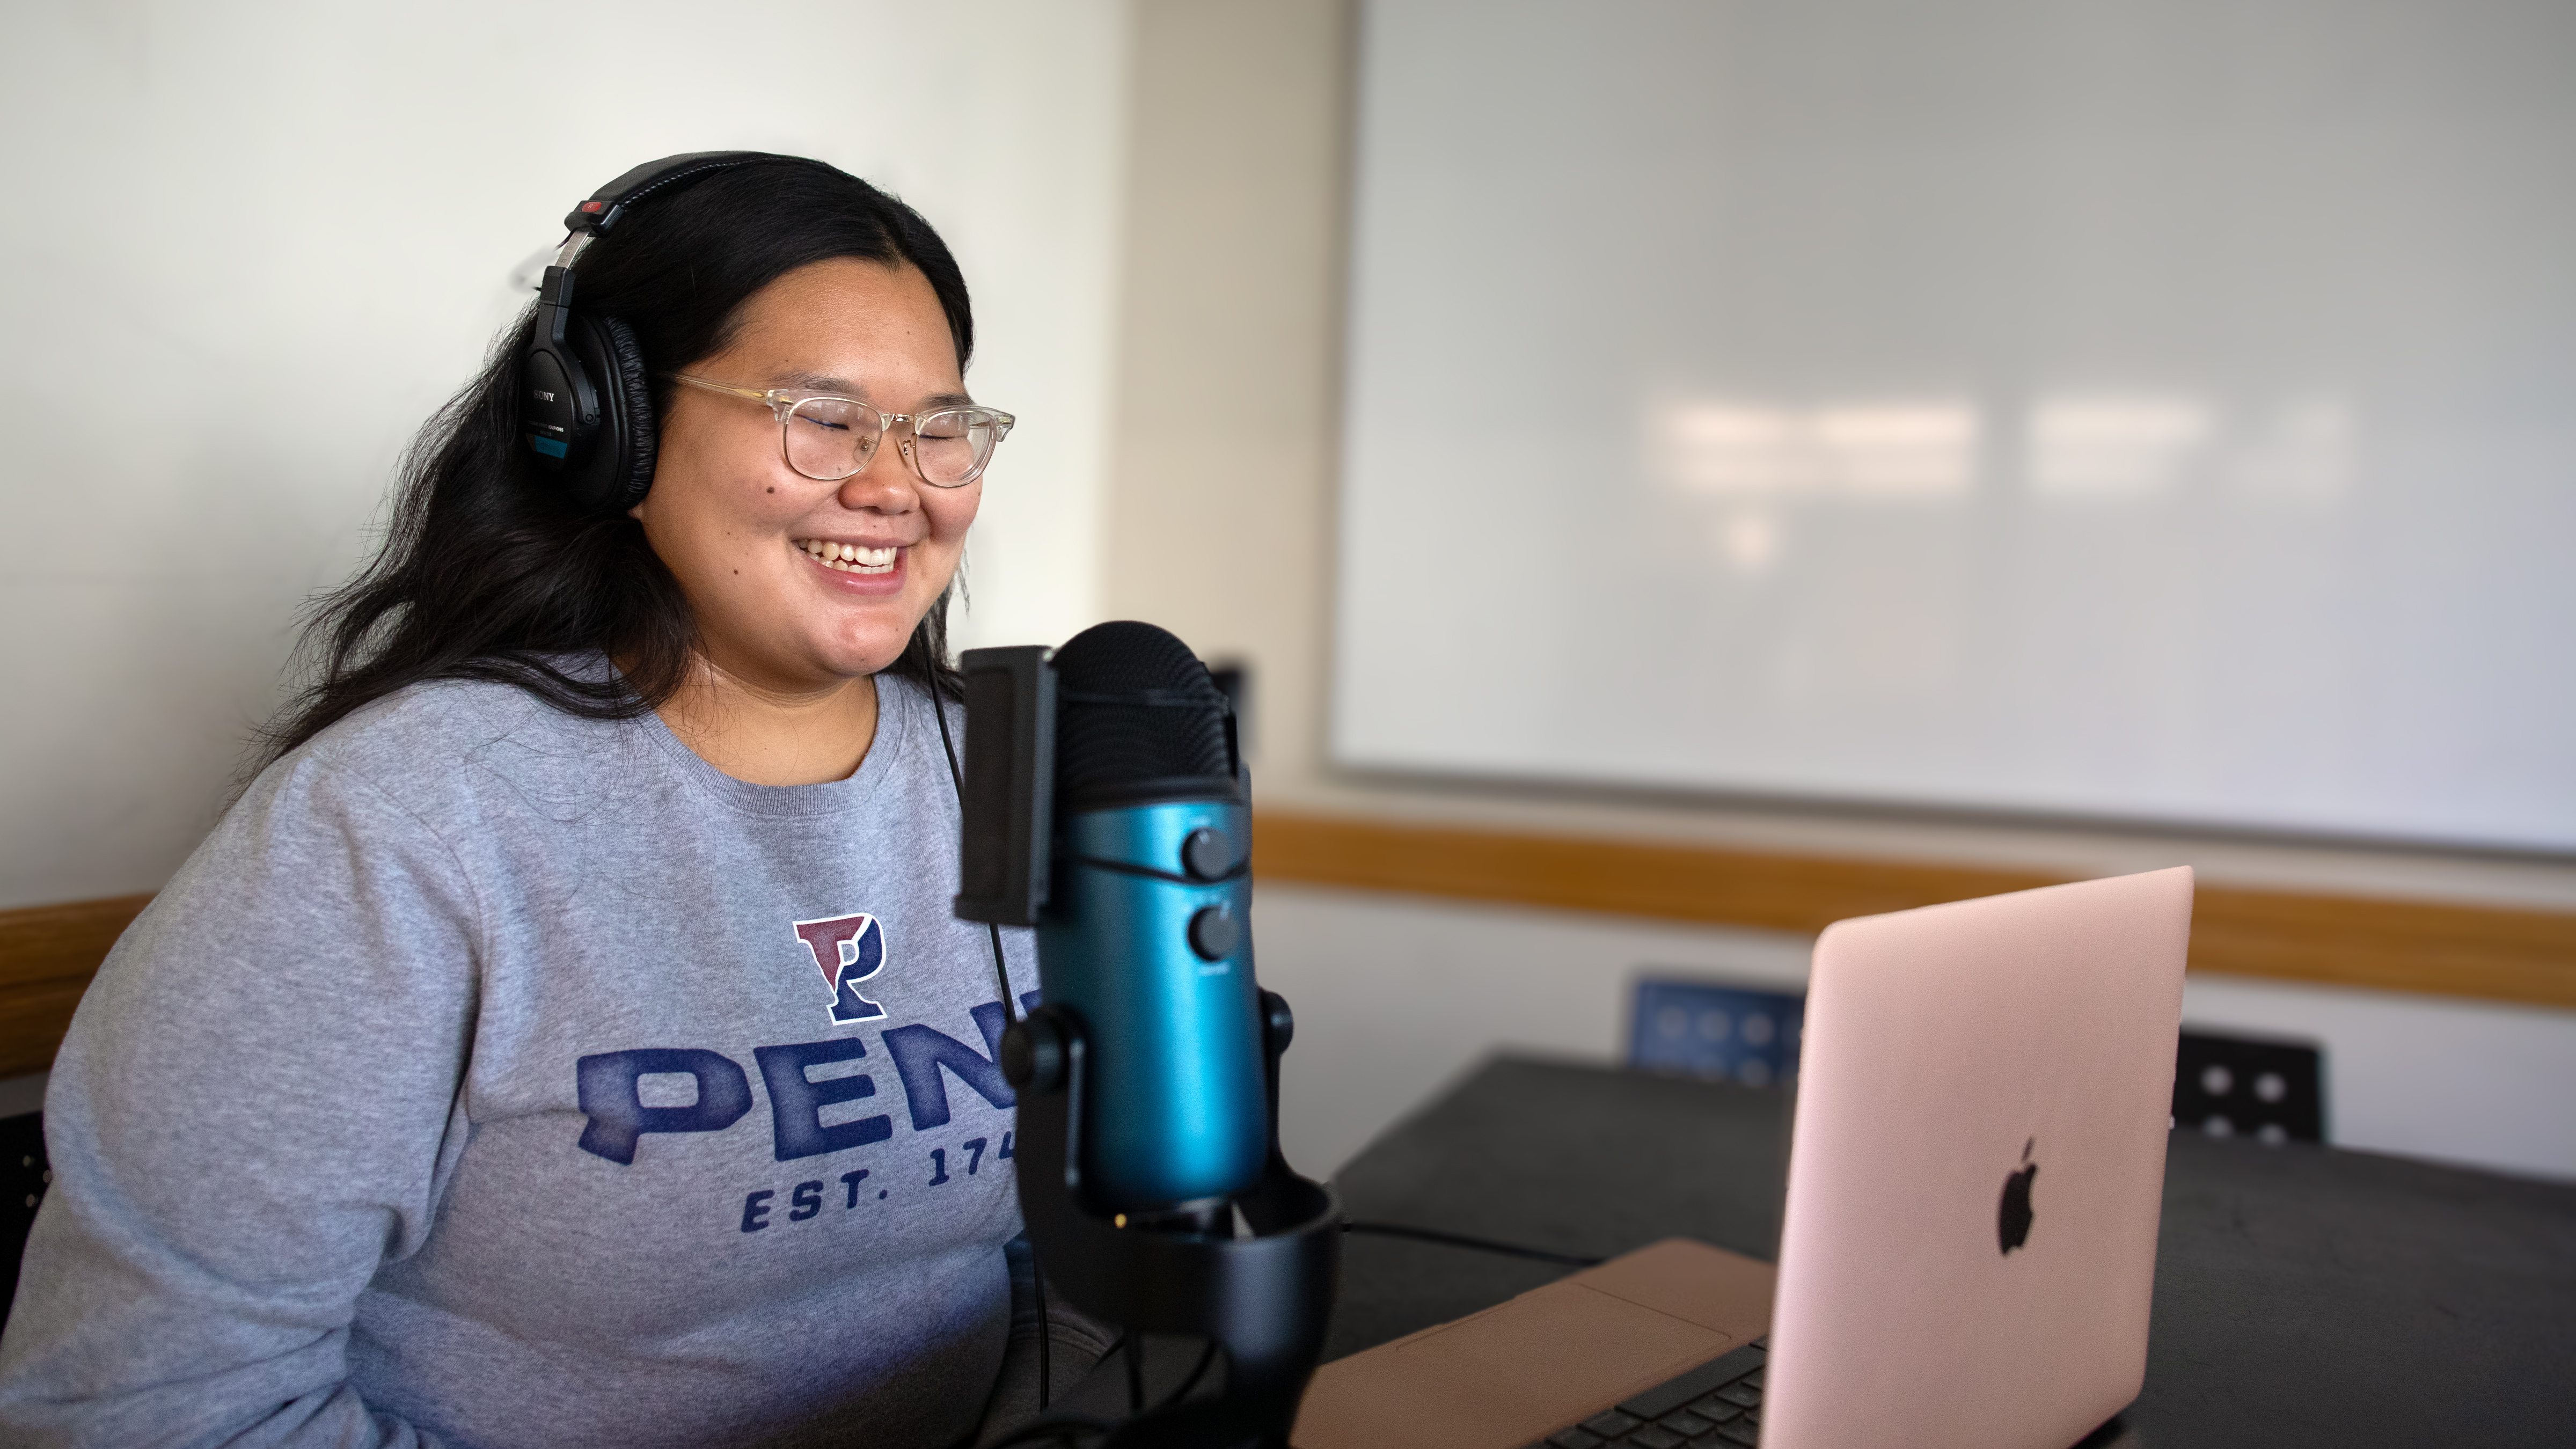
[0, 0, 1130, 910]
[1253, 883, 2576, 1184]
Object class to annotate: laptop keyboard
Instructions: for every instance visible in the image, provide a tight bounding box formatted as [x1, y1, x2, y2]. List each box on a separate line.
[1525, 1340, 1766, 1449]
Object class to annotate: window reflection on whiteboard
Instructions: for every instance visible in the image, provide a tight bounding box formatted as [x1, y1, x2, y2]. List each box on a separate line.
[1655, 400, 1979, 500]
[2026, 394, 2212, 501]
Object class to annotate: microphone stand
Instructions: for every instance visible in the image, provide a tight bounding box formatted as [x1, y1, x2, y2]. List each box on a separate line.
[1001, 989, 1341, 1449]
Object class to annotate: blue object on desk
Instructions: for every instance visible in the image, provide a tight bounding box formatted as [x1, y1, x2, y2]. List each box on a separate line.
[1629, 977, 1804, 1088]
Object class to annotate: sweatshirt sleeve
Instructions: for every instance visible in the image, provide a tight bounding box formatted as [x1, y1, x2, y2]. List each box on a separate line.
[0, 751, 484, 1448]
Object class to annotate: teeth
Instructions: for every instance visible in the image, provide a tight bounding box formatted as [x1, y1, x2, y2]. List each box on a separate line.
[795, 539, 899, 573]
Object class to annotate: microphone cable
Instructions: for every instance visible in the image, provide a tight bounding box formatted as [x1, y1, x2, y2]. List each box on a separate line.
[979, 1333, 1222, 1449]
[1340, 1219, 1605, 1268]
[981, 1414, 1112, 1449]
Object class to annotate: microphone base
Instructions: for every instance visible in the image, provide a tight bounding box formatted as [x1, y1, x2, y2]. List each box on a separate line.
[1009, 991, 1340, 1449]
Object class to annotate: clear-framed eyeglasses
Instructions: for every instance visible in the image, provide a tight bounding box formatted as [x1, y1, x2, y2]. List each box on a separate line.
[670, 374, 1014, 488]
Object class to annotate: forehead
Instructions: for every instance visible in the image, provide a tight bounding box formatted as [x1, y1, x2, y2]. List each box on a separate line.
[720, 257, 961, 394]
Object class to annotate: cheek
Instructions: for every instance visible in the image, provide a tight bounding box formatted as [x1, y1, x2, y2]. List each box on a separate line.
[639, 498, 796, 610]
[684, 481, 802, 559]
[925, 488, 982, 543]
[742, 491, 809, 541]
[651, 420, 799, 540]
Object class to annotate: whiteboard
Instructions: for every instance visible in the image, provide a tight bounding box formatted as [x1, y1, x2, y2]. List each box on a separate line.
[1333, 0, 2576, 852]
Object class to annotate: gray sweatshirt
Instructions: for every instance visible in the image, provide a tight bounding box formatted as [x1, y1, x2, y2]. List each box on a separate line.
[0, 666, 1042, 1448]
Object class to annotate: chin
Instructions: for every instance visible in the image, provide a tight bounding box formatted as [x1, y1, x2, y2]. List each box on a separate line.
[818, 631, 919, 680]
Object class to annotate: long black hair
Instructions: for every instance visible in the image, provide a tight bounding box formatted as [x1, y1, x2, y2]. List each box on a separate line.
[254, 159, 973, 771]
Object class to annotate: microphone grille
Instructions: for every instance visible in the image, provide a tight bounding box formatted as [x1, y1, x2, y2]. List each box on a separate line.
[1051, 621, 1236, 810]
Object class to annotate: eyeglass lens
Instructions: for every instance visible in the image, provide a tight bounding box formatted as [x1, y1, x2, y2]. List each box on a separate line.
[784, 397, 1000, 487]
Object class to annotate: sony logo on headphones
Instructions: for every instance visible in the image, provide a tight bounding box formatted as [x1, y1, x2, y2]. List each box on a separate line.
[533, 389, 558, 402]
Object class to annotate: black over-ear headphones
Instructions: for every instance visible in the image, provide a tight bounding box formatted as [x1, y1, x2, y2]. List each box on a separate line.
[520, 151, 835, 512]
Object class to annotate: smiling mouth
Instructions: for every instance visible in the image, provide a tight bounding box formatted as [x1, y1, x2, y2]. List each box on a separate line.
[795, 538, 900, 574]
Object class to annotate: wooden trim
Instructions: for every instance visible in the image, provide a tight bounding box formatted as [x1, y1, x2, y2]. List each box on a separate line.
[1251, 813, 2576, 1010]
[3, 819, 2568, 1078]
[0, 894, 151, 1079]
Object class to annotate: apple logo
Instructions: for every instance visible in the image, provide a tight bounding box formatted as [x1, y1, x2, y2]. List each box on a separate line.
[1997, 1137, 2038, 1255]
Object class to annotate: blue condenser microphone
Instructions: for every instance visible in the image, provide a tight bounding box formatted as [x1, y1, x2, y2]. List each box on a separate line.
[955, 621, 1268, 1220]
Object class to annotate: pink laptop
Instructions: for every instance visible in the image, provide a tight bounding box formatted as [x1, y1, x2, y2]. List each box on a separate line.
[1297, 868, 2192, 1449]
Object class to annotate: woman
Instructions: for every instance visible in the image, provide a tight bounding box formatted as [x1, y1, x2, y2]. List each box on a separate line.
[0, 156, 1082, 1447]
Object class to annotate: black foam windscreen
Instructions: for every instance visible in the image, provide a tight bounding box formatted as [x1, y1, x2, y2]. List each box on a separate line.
[1052, 621, 1238, 811]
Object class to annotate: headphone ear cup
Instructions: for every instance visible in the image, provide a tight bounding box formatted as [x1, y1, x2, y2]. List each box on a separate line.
[565, 313, 660, 513]
[596, 315, 660, 510]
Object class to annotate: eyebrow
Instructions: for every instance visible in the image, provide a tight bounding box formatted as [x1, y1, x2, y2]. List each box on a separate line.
[773, 370, 976, 411]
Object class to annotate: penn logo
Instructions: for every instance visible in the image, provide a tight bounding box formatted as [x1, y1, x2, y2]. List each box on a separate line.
[791, 912, 888, 1023]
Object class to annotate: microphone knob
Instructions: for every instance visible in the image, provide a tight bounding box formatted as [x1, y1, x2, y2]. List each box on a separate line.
[1186, 903, 1240, 962]
[1181, 826, 1236, 881]
[1000, 1010, 1069, 1093]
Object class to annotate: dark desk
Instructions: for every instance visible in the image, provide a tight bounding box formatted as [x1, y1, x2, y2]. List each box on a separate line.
[1321, 1057, 2576, 1448]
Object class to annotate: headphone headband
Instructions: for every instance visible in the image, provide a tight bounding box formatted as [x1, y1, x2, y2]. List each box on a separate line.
[561, 150, 839, 238]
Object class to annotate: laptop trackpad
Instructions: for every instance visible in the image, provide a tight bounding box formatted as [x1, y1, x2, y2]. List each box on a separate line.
[1293, 1278, 1732, 1449]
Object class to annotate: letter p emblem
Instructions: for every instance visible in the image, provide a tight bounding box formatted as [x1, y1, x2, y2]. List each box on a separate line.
[792, 912, 888, 1023]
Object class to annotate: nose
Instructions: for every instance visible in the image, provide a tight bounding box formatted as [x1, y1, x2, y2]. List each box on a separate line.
[834, 424, 922, 512]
